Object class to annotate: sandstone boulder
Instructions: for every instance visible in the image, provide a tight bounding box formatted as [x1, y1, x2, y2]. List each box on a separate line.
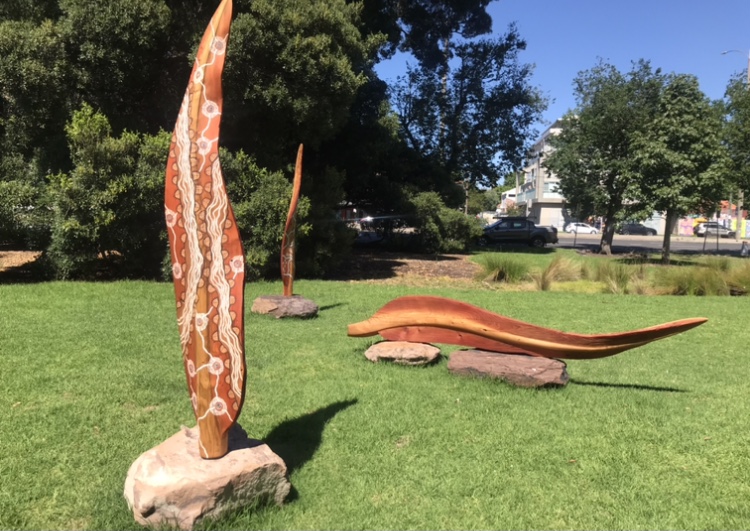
[447, 350, 569, 387]
[365, 341, 441, 366]
[251, 295, 318, 318]
[124, 425, 290, 530]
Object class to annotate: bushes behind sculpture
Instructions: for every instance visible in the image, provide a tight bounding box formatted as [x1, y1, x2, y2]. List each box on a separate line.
[40, 109, 314, 281]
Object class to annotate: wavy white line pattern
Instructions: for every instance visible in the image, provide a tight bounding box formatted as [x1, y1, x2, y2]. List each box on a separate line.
[164, 0, 245, 459]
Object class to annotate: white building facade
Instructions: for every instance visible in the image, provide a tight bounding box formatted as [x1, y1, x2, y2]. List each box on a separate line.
[515, 119, 567, 229]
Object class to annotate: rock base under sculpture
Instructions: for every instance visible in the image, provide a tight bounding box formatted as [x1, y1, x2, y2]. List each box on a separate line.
[365, 341, 441, 366]
[251, 295, 318, 318]
[447, 350, 569, 388]
[124, 425, 290, 530]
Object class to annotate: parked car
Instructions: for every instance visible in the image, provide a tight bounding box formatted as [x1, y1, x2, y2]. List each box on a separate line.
[617, 223, 657, 236]
[564, 222, 599, 234]
[694, 222, 735, 238]
[479, 217, 558, 247]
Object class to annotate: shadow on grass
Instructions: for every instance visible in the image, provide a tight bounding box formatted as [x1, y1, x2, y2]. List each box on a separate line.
[318, 302, 347, 312]
[264, 399, 358, 476]
[0, 254, 49, 284]
[571, 379, 687, 393]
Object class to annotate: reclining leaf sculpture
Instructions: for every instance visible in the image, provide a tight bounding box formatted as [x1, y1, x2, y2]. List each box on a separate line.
[281, 144, 303, 297]
[165, 0, 245, 459]
[348, 296, 706, 359]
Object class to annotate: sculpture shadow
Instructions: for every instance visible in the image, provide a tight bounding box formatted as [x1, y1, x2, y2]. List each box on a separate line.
[571, 379, 687, 393]
[318, 302, 346, 312]
[264, 399, 358, 476]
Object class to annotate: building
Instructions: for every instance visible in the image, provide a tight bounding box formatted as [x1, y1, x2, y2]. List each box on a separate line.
[515, 119, 567, 229]
[497, 190, 516, 214]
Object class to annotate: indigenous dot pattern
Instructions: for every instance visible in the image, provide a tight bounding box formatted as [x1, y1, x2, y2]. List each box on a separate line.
[164, 0, 245, 459]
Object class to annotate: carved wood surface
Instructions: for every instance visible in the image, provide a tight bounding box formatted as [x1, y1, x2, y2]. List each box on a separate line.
[164, 0, 245, 459]
[348, 295, 707, 360]
[281, 144, 303, 297]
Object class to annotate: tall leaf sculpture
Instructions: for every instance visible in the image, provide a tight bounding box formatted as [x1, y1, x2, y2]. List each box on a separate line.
[250, 143, 317, 318]
[281, 144, 303, 297]
[164, 0, 245, 459]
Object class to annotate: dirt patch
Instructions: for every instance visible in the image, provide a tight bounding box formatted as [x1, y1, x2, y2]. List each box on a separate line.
[327, 251, 481, 285]
[0, 251, 41, 271]
[0, 249, 481, 285]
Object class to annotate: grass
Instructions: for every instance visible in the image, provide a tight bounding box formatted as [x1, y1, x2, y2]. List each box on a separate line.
[1, 279, 750, 530]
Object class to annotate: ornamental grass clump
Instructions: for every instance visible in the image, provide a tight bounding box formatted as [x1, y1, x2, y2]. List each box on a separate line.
[595, 260, 632, 294]
[474, 253, 529, 283]
[725, 261, 750, 295]
[530, 255, 581, 291]
[654, 266, 729, 296]
[700, 255, 732, 272]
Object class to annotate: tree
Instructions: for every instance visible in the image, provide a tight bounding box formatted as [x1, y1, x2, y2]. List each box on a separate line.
[393, 27, 545, 213]
[631, 74, 727, 263]
[358, 0, 495, 69]
[0, 19, 71, 166]
[544, 60, 665, 254]
[222, 0, 385, 170]
[723, 72, 750, 205]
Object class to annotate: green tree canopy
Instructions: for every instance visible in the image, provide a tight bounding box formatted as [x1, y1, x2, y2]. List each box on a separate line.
[393, 26, 545, 212]
[723, 72, 750, 196]
[631, 74, 727, 262]
[544, 59, 665, 253]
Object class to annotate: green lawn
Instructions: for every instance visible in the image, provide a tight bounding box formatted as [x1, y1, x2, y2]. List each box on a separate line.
[1, 278, 749, 530]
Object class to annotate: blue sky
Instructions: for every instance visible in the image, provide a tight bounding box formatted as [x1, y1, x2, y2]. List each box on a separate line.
[374, 0, 750, 133]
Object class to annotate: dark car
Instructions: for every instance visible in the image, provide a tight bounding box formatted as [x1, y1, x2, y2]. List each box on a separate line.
[480, 217, 558, 247]
[617, 223, 657, 236]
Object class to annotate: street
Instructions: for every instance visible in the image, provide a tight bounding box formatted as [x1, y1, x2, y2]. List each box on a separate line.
[556, 232, 747, 256]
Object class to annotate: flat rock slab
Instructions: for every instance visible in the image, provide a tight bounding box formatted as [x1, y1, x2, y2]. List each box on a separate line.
[365, 341, 441, 366]
[251, 295, 318, 318]
[447, 350, 569, 388]
[124, 425, 290, 530]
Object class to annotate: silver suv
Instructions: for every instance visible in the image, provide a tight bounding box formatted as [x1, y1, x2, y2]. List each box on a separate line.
[694, 222, 735, 238]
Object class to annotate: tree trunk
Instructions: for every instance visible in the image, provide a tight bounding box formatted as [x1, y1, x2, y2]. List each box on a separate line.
[463, 180, 469, 215]
[661, 209, 677, 264]
[599, 212, 616, 255]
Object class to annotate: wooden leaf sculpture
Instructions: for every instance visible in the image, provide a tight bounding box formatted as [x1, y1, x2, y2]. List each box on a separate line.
[281, 144, 303, 297]
[348, 296, 707, 360]
[164, 0, 245, 459]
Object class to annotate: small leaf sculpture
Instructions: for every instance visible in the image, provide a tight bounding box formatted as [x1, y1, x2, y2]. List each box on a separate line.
[281, 144, 303, 297]
[348, 296, 707, 360]
[164, 0, 245, 459]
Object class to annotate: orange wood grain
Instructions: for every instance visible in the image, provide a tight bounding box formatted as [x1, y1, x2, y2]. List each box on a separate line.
[379, 326, 538, 356]
[165, 0, 245, 459]
[281, 144, 303, 297]
[348, 296, 707, 360]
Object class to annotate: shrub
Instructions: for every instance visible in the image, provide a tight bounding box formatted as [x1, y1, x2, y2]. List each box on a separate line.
[0, 153, 52, 249]
[409, 192, 483, 254]
[224, 150, 311, 280]
[46, 105, 168, 279]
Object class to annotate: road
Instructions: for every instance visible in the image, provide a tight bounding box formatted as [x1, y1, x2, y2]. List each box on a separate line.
[556, 232, 747, 257]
